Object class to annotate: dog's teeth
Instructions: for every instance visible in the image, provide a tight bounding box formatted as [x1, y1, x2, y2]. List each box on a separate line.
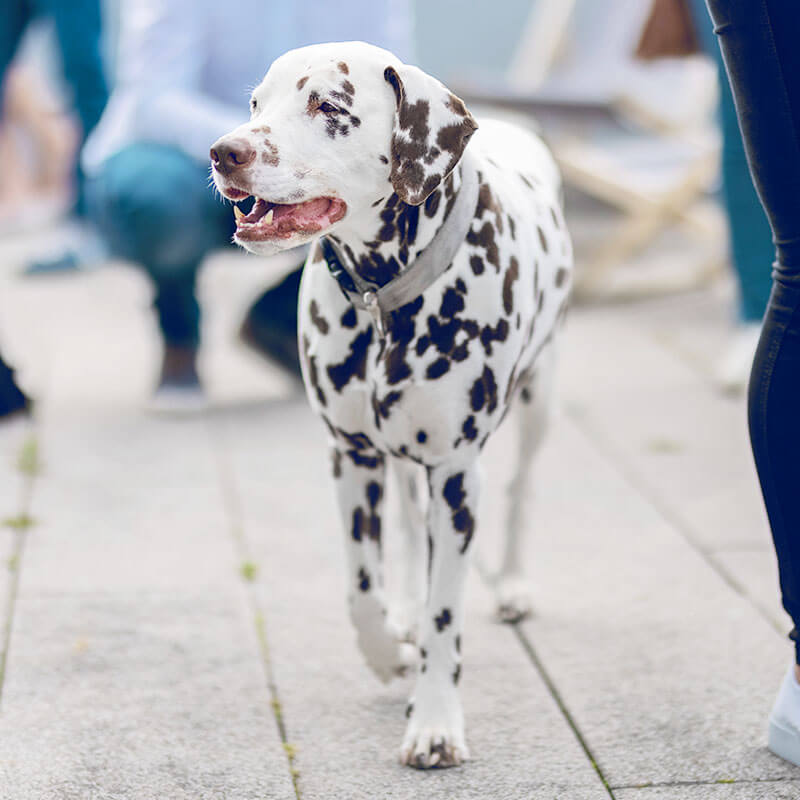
[264, 208, 274, 225]
[233, 206, 244, 222]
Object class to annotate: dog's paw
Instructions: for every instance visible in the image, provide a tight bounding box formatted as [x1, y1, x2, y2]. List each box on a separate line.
[494, 575, 534, 623]
[400, 719, 469, 769]
[351, 596, 417, 683]
[400, 683, 468, 769]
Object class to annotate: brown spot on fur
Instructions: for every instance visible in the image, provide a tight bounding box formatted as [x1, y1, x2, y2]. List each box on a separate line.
[306, 91, 321, 116]
[503, 257, 520, 313]
[538, 226, 549, 253]
[342, 79, 355, 96]
[310, 300, 329, 334]
[296, 76, 308, 90]
[261, 138, 279, 166]
[338, 61, 349, 75]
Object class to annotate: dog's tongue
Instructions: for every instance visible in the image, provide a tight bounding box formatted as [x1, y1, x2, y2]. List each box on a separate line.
[236, 195, 346, 240]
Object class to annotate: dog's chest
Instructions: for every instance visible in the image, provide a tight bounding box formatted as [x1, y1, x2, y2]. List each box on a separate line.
[299, 126, 572, 459]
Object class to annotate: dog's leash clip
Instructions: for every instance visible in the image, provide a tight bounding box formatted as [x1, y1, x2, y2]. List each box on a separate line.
[362, 290, 386, 340]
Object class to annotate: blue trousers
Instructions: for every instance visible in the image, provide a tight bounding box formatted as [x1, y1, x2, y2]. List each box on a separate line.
[688, 0, 774, 321]
[86, 143, 236, 347]
[705, 0, 800, 662]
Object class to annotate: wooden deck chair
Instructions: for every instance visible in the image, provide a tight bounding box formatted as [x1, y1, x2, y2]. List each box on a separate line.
[454, 0, 725, 299]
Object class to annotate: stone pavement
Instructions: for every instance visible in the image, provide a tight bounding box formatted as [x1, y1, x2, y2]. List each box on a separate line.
[0, 237, 798, 799]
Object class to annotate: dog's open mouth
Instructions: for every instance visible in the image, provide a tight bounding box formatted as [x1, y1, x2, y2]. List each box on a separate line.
[234, 196, 347, 241]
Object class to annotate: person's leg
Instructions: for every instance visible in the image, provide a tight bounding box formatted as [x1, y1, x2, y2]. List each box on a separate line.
[689, 0, 775, 323]
[688, 0, 774, 391]
[85, 143, 234, 392]
[704, 0, 800, 763]
[0, 0, 35, 419]
[40, 0, 108, 216]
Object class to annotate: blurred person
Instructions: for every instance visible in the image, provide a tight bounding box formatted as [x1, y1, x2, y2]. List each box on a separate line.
[0, 0, 108, 422]
[0, 63, 79, 229]
[686, 0, 774, 393]
[703, 0, 800, 766]
[81, 0, 412, 411]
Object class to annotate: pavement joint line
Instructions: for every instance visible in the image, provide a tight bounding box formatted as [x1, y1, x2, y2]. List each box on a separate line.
[205, 417, 302, 799]
[473, 560, 617, 799]
[564, 406, 786, 639]
[0, 430, 40, 710]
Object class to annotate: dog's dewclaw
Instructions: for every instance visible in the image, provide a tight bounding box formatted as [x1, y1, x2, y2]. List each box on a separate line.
[234, 205, 244, 221]
[264, 208, 274, 225]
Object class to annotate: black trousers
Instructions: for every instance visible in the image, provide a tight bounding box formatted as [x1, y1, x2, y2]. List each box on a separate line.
[706, 0, 800, 662]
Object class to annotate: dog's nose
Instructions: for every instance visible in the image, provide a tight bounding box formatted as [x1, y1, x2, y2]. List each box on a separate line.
[210, 138, 256, 175]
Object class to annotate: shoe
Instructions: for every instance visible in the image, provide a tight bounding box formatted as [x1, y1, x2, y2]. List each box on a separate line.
[238, 266, 303, 380]
[714, 322, 762, 395]
[0, 364, 31, 423]
[148, 344, 207, 415]
[768, 664, 800, 767]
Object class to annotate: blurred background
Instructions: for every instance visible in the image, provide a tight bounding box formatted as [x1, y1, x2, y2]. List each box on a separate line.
[0, 0, 766, 413]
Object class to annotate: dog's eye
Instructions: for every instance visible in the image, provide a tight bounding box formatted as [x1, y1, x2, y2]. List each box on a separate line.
[318, 101, 339, 114]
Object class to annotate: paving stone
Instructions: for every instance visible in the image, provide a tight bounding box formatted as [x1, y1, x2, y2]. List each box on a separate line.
[0, 590, 294, 800]
[0, 389, 293, 797]
[487, 414, 798, 786]
[714, 548, 784, 632]
[560, 307, 772, 563]
[217, 401, 609, 800]
[615, 781, 800, 799]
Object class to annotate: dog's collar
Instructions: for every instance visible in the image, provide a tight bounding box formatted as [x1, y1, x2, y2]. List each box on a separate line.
[319, 149, 479, 340]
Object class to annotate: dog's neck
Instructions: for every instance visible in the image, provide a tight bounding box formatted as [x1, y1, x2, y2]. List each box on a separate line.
[326, 165, 463, 290]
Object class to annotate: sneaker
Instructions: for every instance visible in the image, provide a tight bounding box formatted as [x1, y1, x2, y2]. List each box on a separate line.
[238, 266, 303, 380]
[714, 322, 762, 395]
[148, 344, 207, 415]
[768, 664, 800, 767]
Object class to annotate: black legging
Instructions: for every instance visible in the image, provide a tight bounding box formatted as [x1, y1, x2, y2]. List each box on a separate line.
[705, 0, 800, 662]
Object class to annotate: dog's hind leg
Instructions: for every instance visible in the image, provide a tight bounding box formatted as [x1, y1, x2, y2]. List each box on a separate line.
[495, 344, 557, 622]
[400, 459, 479, 769]
[386, 459, 427, 646]
[331, 446, 416, 683]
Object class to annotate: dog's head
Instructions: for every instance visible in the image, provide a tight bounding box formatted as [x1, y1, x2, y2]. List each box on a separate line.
[210, 41, 477, 256]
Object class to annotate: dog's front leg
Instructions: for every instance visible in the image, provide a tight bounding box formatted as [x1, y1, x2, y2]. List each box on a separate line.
[331, 446, 416, 683]
[400, 460, 479, 769]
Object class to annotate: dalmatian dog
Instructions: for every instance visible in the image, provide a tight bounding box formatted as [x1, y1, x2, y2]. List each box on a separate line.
[210, 41, 572, 769]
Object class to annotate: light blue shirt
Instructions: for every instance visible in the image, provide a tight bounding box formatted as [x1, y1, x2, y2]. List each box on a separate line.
[83, 0, 413, 172]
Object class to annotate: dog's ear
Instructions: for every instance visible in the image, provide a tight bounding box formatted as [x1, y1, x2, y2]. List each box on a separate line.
[383, 64, 478, 206]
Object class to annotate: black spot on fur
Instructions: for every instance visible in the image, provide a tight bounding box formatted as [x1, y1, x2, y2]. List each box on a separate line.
[384, 296, 424, 385]
[332, 450, 342, 478]
[340, 306, 357, 328]
[434, 608, 452, 631]
[406, 703, 414, 718]
[555, 267, 568, 288]
[462, 415, 478, 441]
[470, 366, 498, 413]
[352, 508, 364, 541]
[453, 664, 461, 685]
[327, 327, 373, 392]
[470, 255, 485, 275]
[426, 357, 450, 379]
[479, 319, 509, 356]
[443, 473, 466, 510]
[358, 567, 370, 592]
[417, 430, 427, 444]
